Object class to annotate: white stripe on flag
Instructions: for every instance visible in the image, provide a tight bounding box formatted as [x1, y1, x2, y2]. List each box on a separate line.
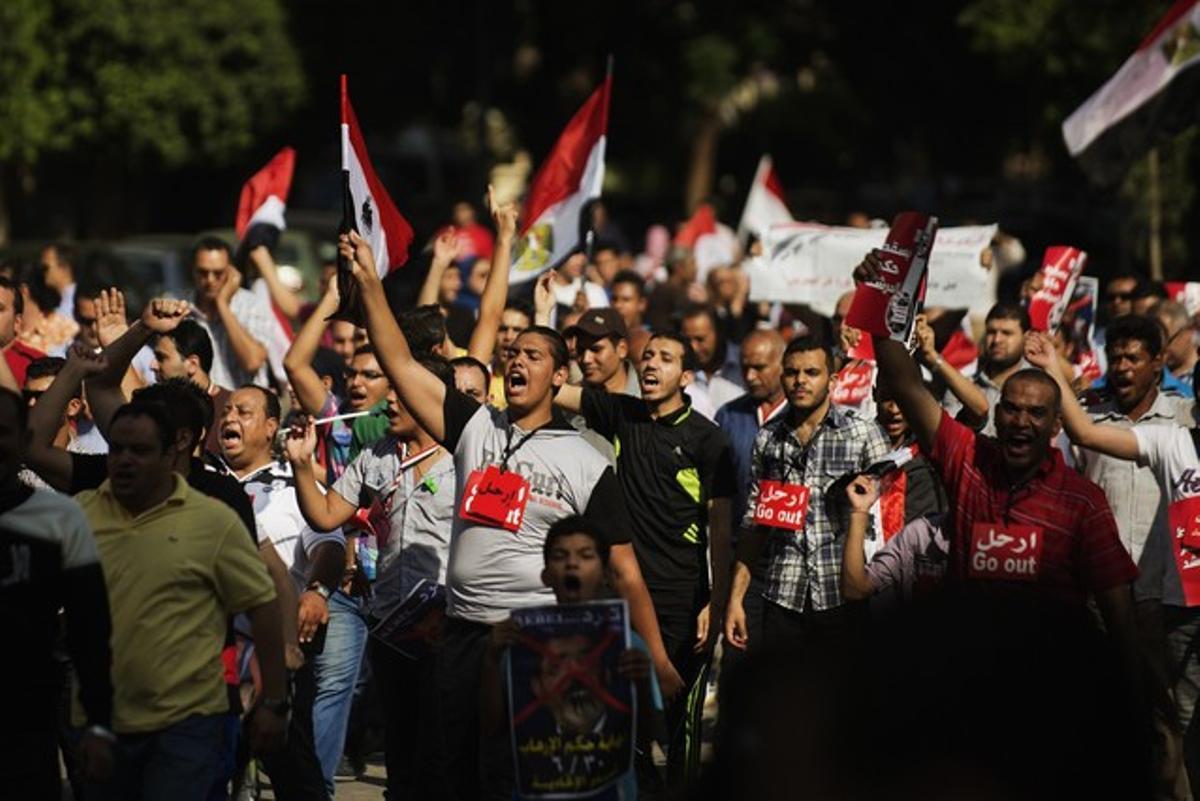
[342, 123, 391, 277]
[247, 195, 288, 232]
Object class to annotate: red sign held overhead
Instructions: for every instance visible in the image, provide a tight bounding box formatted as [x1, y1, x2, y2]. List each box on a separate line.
[845, 212, 938, 343]
[1028, 246, 1088, 333]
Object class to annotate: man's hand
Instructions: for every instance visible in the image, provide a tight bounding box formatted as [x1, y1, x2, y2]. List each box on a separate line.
[839, 323, 862, 355]
[217, 266, 244, 306]
[487, 617, 520, 663]
[656, 658, 685, 700]
[297, 590, 329, 643]
[693, 603, 716, 655]
[95, 289, 130, 348]
[65, 343, 110, 377]
[284, 416, 317, 466]
[852, 251, 886, 285]
[432, 228, 460, 268]
[724, 598, 749, 651]
[285, 643, 306, 671]
[141, 297, 191, 334]
[617, 648, 651, 683]
[246, 705, 287, 754]
[914, 314, 938, 364]
[487, 184, 519, 241]
[339, 231, 380, 290]
[846, 474, 879, 513]
[76, 731, 115, 783]
[1024, 331, 1061, 377]
[533, 271, 555, 326]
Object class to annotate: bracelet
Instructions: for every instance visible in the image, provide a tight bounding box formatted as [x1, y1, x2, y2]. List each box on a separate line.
[305, 581, 332, 601]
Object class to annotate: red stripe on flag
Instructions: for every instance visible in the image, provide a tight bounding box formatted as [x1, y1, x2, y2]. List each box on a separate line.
[1138, 0, 1199, 50]
[236, 147, 295, 239]
[764, 164, 786, 202]
[675, 204, 717, 248]
[340, 76, 414, 272]
[519, 75, 612, 237]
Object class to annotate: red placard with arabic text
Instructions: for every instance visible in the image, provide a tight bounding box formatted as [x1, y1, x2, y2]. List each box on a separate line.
[1028, 246, 1087, 333]
[832, 360, 875, 408]
[968, 523, 1043, 582]
[753, 480, 811, 531]
[1170, 497, 1200, 606]
[459, 465, 530, 532]
[845, 212, 937, 342]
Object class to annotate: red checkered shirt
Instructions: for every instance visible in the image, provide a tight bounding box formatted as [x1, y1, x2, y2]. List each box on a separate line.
[930, 411, 1136, 604]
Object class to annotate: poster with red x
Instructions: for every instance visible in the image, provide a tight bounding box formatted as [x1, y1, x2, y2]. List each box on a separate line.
[507, 600, 635, 798]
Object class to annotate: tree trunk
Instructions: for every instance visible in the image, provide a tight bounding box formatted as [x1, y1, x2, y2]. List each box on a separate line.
[1147, 148, 1164, 281]
[0, 171, 10, 247]
[684, 111, 723, 215]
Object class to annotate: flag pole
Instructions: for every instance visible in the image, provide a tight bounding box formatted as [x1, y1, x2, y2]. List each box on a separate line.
[1148, 148, 1163, 282]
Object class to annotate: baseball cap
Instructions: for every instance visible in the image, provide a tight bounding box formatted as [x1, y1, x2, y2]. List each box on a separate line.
[564, 307, 628, 340]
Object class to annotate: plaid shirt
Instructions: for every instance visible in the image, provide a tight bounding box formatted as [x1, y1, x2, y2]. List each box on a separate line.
[190, 287, 273, 389]
[744, 405, 890, 612]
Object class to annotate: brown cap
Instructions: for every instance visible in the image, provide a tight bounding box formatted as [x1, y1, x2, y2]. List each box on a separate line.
[564, 307, 628, 340]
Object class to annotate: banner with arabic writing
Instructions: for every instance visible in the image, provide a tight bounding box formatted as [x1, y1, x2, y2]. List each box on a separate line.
[507, 600, 634, 799]
[747, 221, 997, 316]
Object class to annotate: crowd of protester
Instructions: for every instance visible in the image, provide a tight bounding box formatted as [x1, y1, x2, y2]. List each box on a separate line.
[2, 192, 1200, 801]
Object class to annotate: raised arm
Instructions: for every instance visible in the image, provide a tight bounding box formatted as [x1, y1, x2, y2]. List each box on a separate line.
[284, 418, 358, 532]
[26, 347, 108, 491]
[914, 314, 989, 419]
[1025, 332, 1139, 461]
[284, 282, 340, 415]
[552, 383, 584, 414]
[467, 186, 518, 363]
[417, 229, 460, 307]
[215, 266, 268, 373]
[853, 255, 943, 452]
[249, 246, 302, 319]
[840, 474, 879, 601]
[94, 288, 145, 400]
[342, 231, 449, 442]
[533, 270, 555, 327]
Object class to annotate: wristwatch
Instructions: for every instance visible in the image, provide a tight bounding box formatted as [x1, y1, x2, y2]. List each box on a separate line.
[85, 724, 117, 743]
[260, 696, 291, 715]
[305, 581, 332, 601]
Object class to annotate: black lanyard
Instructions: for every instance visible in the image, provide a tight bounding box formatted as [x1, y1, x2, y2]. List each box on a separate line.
[781, 411, 829, 485]
[500, 422, 550, 473]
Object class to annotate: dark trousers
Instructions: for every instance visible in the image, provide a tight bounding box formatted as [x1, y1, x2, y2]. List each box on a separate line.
[762, 597, 863, 650]
[258, 663, 329, 801]
[370, 637, 449, 799]
[85, 714, 226, 801]
[437, 617, 512, 801]
[720, 566, 766, 688]
[0, 693, 59, 800]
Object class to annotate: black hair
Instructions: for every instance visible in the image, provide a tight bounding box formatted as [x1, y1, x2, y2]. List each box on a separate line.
[1104, 314, 1164, 359]
[1132, 281, 1168, 302]
[26, 356, 83, 401]
[985, 302, 1031, 332]
[544, 515, 611, 567]
[646, 331, 701, 372]
[20, 265, 61, 315]
[312, 347, 347, 399]
[156, 319, 215, 374]
[111, 401, 177, 453]
[46, 242, 78, 270]
[133, 378, 211, 452]
[0, 387, 26, 432]
[682, 302, 721, 329]
[192, 235, 233, 264]
[238, 383, 282, 422]
[519, 325, 571, 370]
[399, 304, 447, 357]
[503, 299, 534, 322]
[417, 354, 455, 386]
[783, 335, 835, 373]
[352, 344, 377, 359]
[0, 275, 23, 317]
[1003, 368, 1062, 412]
[610, 269, 646, 298]
[450, 355, 490, 387]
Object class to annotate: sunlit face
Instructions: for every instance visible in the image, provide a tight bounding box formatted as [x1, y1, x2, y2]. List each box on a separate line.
[874, 394, 910, 445]
[505, 332, 566, 411]
[0, 286, 18, 348]
[151, 335, 192, 382]
[577, 334, 626, 389]
[192, 248, 231, 303]
[531, 633, 607, 736]
[1106, 338, 1162, 412]
[781, 349, 833, 413]
[542, 532, 606, 604]
[383, 389, 418, 437]
[741, 336, 783, 403]
[639, 337, 690, 404]
[107, 414, 176, 506]
[218, 387, 278, 467]
[984, 317, 1025, 370]
[329, 321, 360, 366]
[994, 377, 1061, 472]
[454, 363, 488, 403]
[496, 309, 531, 366]
[610, 281, 645, 329]
[681, 314, 719, 370]
[344, 352, 389, 411]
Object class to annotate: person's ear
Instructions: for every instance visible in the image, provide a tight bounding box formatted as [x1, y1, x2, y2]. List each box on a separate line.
[321, 375, 334, 393]
[540, 567, 552, 590]
[552, 364, 569, 389]
[172, 428, 192, 457]
[265, 417, 279, 442]
[66, 397, 83, 419]
[184, 355, 200, 378]
[616, 339, 628, 360]
[680, 368, 694, 389]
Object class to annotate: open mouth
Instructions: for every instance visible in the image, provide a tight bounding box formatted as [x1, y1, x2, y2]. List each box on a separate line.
[641, 371, 660, 390]
[1005, 432, 1033, 456]
[506, 371, 528, 392]
[220, 426, 243, 448]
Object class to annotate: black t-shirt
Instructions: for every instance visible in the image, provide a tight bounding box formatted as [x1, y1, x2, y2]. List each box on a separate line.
[69, 453, 257, 542]
[580, 388, 736, 597]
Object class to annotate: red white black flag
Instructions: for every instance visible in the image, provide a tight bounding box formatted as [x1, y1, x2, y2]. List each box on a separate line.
[1063, 0, 1200, 184]
[737, 155, 792, 242]
[334, 75, 414, 321]
[510, 71, 612, 283]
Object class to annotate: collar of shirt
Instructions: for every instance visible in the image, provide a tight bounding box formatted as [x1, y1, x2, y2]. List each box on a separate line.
[654, 398, 693, 427]
[98, 473, 190, 518]
[1088, 387, 1181, 424]
[756, 396, 788, 427]
[218, 458, 290, 485]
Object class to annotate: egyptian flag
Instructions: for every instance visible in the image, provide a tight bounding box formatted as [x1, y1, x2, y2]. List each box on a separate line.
[334, 75, 414, 322]
[509, 70, 612, 284]
[676, 203, 736, 279]
[737, 155, 792, 242]
[1063, 0, 1200, 184]
[234, 147, 297, 384]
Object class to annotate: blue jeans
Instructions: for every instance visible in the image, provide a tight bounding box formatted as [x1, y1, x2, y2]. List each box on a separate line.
[85, 714, 225, 801]
[312, 591, 368, 795]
